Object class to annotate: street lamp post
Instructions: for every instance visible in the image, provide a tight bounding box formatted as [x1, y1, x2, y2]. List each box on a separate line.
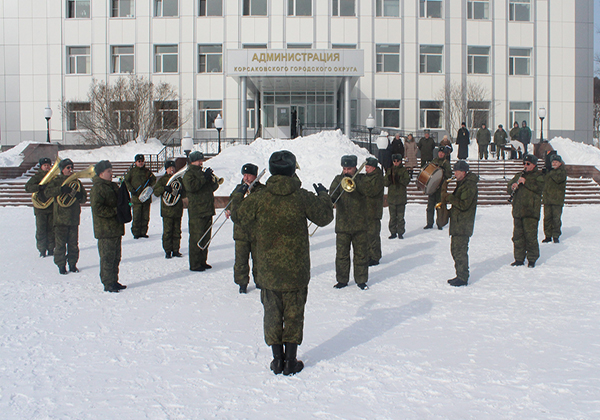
[181, 132, 194, 158]
[214, 114, 224, 154]
[44, 106, 52, 143]
[538, 107, 546, 143]
[366, 114, 375, 154]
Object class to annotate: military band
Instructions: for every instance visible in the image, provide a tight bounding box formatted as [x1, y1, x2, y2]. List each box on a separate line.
[153, 160, 185, 259]
[124, 154, 156, 239]
[25, 157, 56, 257]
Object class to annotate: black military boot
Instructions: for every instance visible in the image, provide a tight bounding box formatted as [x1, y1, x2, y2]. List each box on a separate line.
[39, 250, 46, 258]
[165, 251, 172, 259]
[283, 343, 304, 376]
[553, 237, 560, 243]
[47, 249, 54, 256]
[357, 283, 369, 290]
[449, 278, 468, 287]
[172, 251, 183, 257]
[333, 282, 348, 289]
[239, 284, 247, 294]
[270, 344, 284, 375]
[58, 266, 68, 275]
[542, 237, 552, 243]
[528, 261, 536, 268]
[69, 264, 79, 273]
[510, 260, 524, 267]
[388, 233, 397, 239]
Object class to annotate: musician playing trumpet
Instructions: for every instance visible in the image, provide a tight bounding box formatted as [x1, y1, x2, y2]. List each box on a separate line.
[153, 160, 186, 259]
[424, 146, 452, 230]
[45, 159, 87, 275]
[124, 154, 156, 239]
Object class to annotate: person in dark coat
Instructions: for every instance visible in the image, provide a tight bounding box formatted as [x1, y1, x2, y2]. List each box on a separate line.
[25, 157, 55, 257]
[439, 135, 452, 162]
[90, 160, 126, 292]
[518, 121, 532, 154]
[389, 134, 405, 160]
[124, 154, 156, 239]
[228, 163, 266, 294]
[476, 123, 491, 160]
[364, 157, 385, 266]
[508, 154, 544, 267]
[456, 122, 470, 159]
[493, 124, 508, 159]
[182, 151, 220, 272]
[377, 133, 392, 170]
[235, 151, 333, 376]
[418, 130, 436, 167]
[153, 160, 186, 259]
[384, 154, 410, 239]
[424, 147, 452, 230]
[443, 160, 478, 287]
[542, 154, 567, 243]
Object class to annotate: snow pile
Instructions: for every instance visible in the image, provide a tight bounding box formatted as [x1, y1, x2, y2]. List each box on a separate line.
[58, 138, 166, 162]
[0, 141, 36, 167]
[550, 136, 600, 169]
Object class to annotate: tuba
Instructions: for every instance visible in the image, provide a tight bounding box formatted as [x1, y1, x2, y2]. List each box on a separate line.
[57, 165, 96, 208]
[162, 165, 189, 206]
[32, 159, 61, 209]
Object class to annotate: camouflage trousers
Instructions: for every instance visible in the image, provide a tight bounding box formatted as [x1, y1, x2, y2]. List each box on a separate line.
[188, 216, 211, 270]
[97, 237, 122, 287]
[367, 218, 382, 262]
[234, 239, 258, 287]
[336, 231, 368, 285]
[162, 216, 182, 253]
[261, 287, 308, 346]
[34, 209, 54, 254]
[451, 235, 470, 281]
[131, 201, 151, 237]
[478, 144, 489, 159]
[512, 217, 540, 263]
[53, 224, 79, 268]
[388, 203, 406, 236]
[543, 204, 563, 239]
[426, 191, 442, 228]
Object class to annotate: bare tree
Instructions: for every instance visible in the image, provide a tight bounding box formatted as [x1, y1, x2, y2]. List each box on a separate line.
[437, 80, 491, 139]
[63, 75, 189, 145]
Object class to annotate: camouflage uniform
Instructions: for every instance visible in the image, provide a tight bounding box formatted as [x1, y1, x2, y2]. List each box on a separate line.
[446, 172, 479, 282]
[330, 173, 375, 286]
[25, 169, 55, 255]
[543, 164, 567, 240]
[384, 164, 410, 237]
[124, 165, 156, 237]
[236, 175, 333, 345]
[365, 167, 385, 263]
[476, 127, 491, 159]
[493, 128, 508, 159]
[45, 174, 87, 269]
[182, 164, 219, 270]
[418, 136, 436, 167]
[426, 157, 452, 228]
[91, 176, 125, 289]
[229, 181, 266, 288]
[153, 174, 186, 254]
[508, 168, 544, 264]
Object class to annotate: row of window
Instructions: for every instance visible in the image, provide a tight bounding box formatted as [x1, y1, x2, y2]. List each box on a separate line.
[67, 44, 532, 76]
[67, 0, 532, 21]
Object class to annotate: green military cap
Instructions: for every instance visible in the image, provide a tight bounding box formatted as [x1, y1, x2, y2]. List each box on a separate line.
[269, 150, 296, 177]
[341, 155, 357, 168]
[365, 157, 379, 167]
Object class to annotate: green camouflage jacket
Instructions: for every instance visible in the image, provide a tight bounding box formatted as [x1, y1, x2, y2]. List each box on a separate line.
[230, 181, 265, 241]
[330, 173, 376, 233]
[182, 164, 219, 219]
[493, 129, 508, 146]
[365, 167, 385, 220]
[236, 175, 334, 291]
[476, 128, 491, 145]
[418, 136, 436, 162]
[124, 165, 156, 205]
[25, 169, 53, 214]
[384, 165, 410, 205]
[447, 172, 479, 237]
[90, 176, 125, 239]
[45, 174, 87, 226]
[507, 168, 544, 219]
[543, 165, 567, 206]
[153, 173, 185, 218]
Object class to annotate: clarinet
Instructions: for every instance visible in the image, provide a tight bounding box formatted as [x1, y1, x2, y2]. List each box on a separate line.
[508, 170, 526, 203]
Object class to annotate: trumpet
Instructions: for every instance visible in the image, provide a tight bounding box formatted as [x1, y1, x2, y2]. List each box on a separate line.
[31, 159, 61, 209]
[57, 165, 95, 208]
[162, 165, 188, 206]
[205, 167, 224, 185]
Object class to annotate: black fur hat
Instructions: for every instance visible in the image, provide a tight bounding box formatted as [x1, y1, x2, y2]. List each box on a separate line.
[242, 163, 258, 176]
[365, 157, 379, 168]
[94, 160, 112, 175]
[135, 154, 145, 162]
[59, 159, 74, 170]
[164, 160, 176, 170]
[269, 151, 296, 177]
[38, 157, 51, 166]
[523, 154, 538, 165]
[341, 155, 357, 168]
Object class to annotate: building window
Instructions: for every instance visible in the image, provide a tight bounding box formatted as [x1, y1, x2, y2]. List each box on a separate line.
[467, 0, 489, 19]
[467, 101, 490, 128]
[376, 0, 399, 17]
[154, 45, 178, 73]
[243, 0, 267, 16]
[199, 0, 222, 16]
[509, 0, 530, 22]
[198, 45, 222, 73]
[155, 101, 179, 130]
[67, 46, 90, 74]
[155, 0, 178, 17]
[288, 0, 311, 16]
[112, 0, 134, 17]
[111, 46, 134, 73]
[198, 101, 222, 129]
[510, 102, 531, 127]
[509, 48, 531, 75]
[376, 44, 400, 73]
[112, 102, 135, 130]
[467, 46, 490, 74]
[420, 45, 443, 73]
[420, 101, 442, 129]
[247, 103, 255, 129]
[67, 0, 90, 18]
[419, 0, 442, 18]
[66, 103, 91, 131]
[243, 44, 268, 49]
[332, 0, 355, 17]
[331, 44, 356, 49]
[287, 43, 312, 49]
[376, 100, 400, 128]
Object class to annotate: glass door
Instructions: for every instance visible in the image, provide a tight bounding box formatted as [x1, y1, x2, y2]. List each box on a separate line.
[275, 106, 290, 138]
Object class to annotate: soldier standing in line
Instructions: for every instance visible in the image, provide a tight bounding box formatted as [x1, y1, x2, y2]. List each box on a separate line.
[508, 154, 544, 267]
[330, 155, 374, 290]
[25, 157, 55, 257]
[476, 123, 491, 160]
[424, 147, 452, 230]
[236, 151, 333, 376]
[418, 129, 436, 168]
[45, 159, 87, 275]
[443, 160, 479, 287]
[90, 160, 127, 292]
[124, 154, 156, 239]
[384, 154, 410, 239]
[228, 163, 266, 294]
[364, 157, 385, 266]
[153, 160, 185, 259]
[182, 151, 220, 272]
[542, 154, 567, 244]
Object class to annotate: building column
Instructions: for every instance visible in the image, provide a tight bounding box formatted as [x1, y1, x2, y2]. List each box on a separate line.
[344, 77, 351, 137]
[240, 77, 247, 141]
[254, 93, 260, 138]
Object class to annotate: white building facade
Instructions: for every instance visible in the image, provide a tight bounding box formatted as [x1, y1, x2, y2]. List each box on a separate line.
[0, 0, 594, 146]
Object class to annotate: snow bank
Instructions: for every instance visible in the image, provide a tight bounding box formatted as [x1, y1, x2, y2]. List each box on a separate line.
[0, 141, 37, 167]
[58, 138, 166, 162]
[550, 136, 600, 169]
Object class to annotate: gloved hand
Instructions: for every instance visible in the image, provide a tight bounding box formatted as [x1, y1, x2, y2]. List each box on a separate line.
[204, 168, 214, 181]
[61, 185, 73, 194]
[38, 184, 46, 192]
[236, 183, 249, 194]
[75, 191, 84, 200]
[164, 185, 173, 193]
[313, 183, 327, 194]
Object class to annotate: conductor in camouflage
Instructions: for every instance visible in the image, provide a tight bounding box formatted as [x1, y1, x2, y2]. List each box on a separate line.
[25, 157, 55, 257]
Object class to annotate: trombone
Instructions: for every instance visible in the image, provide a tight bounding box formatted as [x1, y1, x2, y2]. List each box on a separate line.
[197, 168, 266, 250]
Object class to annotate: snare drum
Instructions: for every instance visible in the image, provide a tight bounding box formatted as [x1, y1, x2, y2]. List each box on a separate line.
[416, 163, 443, 195]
